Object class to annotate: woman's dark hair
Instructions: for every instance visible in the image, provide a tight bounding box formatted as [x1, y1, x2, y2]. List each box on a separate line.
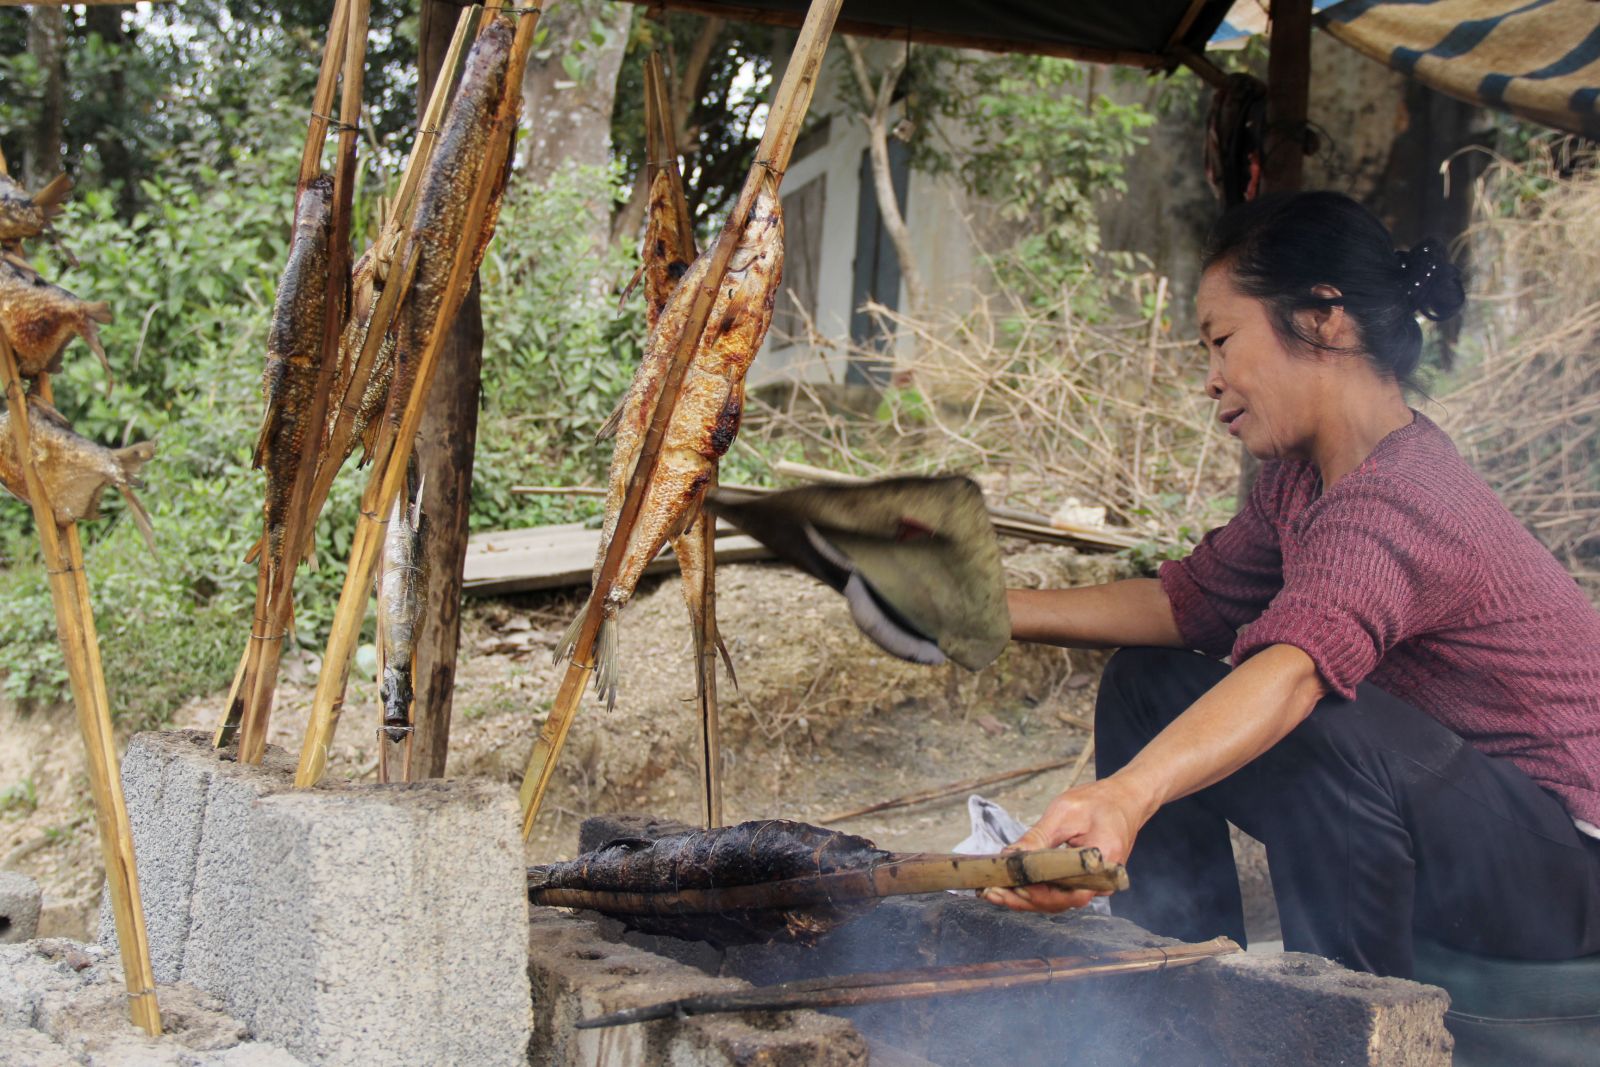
[1202, 191, 1466, 384]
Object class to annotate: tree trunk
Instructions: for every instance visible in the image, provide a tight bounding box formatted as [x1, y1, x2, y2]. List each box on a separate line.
[409, 0, 488, 779]
[843, 38, 927, 319]
[517, 0, 633, 191]
[25, 5, 66, 191]
[86, 7, 138, 218]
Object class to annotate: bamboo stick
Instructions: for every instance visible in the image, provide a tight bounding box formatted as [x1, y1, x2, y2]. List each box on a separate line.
[576, 938, 1240, 1028]
[235, 0, 372, 765]
[519, 0, 845, 839]
[529, 845, 1125, 915]
[820, 754, 1082, 825]
[296, 5, 543, 787]
[0, 341, 161, 1034]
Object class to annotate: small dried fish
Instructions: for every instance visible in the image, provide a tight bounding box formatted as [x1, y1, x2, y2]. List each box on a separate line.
[252, 175, 333, 586]
[376, 476, 427, 742]
[0, 257, 113, 381]
[0, 398, 155, 553]
[561, 177, 783, 705]
[0, 173, 71, 245]
[384, 17, 513, 436]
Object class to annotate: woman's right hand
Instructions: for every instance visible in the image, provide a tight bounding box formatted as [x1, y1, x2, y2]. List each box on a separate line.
[979, 774, 1154, 914]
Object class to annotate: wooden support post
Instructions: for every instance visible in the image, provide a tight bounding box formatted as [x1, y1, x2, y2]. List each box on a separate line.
[1238, 0, 1313, 504]
[0, 342, 160, 1035]
[410, 0, 488, 780]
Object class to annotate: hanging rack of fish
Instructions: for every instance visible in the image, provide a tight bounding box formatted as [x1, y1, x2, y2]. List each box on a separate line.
[0, 150, 163, 1034]
[518, 0, 846, 841]
[292, 2, 546, 788]
[608, 51, 735, 828]
[214, 0, 372, 763]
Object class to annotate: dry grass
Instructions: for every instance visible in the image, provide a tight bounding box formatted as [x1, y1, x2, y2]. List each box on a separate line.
[744, 274, 1238, 546]
[1437, 142, 1600, 592]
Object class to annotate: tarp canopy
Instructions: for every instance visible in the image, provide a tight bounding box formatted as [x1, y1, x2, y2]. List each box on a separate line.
[1320, 0, 1600, 138]
[622, 1, 1237, 68]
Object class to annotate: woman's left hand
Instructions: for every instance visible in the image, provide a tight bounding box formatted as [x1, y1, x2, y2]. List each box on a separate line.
[979, 774, 1152, 914]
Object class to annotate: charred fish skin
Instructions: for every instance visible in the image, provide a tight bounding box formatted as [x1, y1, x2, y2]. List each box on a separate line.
[0, 257, 113, 379]
[0, 398, 156, 551]
[386, 17, 513, 434]
[253, 174, 334, 582]
[324, 248, 397, 467]
[642, 169, 696, 335]
[377, 488, 427, 741]
[0, 173, 71, 245]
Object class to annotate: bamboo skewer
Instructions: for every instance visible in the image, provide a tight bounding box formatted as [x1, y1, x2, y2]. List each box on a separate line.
[234, 0, 373, 765]
[296, 5, 544, 788]
[519, 0, 845, 839]
[529, 846, 1127, 915]
[644, 50, 723, 829]
[576, 938, 1241, 1028]
[0, 339, 161, 1035]
[820, 754, 1084, 825]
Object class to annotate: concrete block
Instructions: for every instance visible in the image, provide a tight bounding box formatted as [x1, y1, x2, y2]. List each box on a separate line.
[528, 906, 869, 1067]
[103, 730, 531, 1066]
[0, 869, 41, 944]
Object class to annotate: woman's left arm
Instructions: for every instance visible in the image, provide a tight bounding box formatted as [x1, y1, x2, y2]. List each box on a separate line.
[984, 644, 1327, 913]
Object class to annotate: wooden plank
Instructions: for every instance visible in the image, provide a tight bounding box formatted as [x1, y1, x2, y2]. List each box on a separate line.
[463, 527, 770, 597]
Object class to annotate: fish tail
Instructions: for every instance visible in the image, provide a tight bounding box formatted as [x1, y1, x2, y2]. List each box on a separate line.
[116, 485, 158, 559]
[84, 300, 113, 324]
[31, 173, 72, 215]
[595, 614, 619, 712]
[554, 609, 585, 667]
[81, 315, 114, 393]
[595, 394, 627, 442]
[716, 634, 739, 692]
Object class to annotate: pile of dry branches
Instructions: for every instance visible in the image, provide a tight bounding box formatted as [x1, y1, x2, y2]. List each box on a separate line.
[745, 276, 1237, 545]
[1438, 143, 1600, 593]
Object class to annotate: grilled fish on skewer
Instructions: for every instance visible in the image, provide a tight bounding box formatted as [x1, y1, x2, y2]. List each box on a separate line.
[0, 173, 72, 245]
[0, 398, 156, 554]
[384, 17, 513, 439]
[377, 474, 427, 743]
[252, 175, 333, 588]
[560, 177, 782, 706]
[0, 257, 113, 382]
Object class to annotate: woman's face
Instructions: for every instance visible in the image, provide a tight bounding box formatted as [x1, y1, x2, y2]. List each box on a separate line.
[1195, 264, 1321, 462]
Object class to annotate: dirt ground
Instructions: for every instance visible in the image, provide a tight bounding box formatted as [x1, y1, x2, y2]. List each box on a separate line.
[0, 542, 1279, 944]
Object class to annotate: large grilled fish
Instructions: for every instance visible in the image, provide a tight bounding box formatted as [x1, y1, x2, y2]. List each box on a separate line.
[377, 477, 427, 742]
[0, 173, 71, 245]
[562, 177, 783, 705]
[252, 174, 333, 586]
[384, 17, 514, 436]
[0, 257, 113, 381]
[0, 398, 155, 553]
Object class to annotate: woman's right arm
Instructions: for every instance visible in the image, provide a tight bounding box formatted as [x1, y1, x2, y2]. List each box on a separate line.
[1007, 578, 1185, 650]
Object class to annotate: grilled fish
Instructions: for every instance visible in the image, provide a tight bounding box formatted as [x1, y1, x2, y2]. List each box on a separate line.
[562, 177, 783, 705]
[0, 173, 71, 245]
[0, 398, 155, 553]
[328, 248, 397, 467]
[377, 476, 427, 742]
[253, 174, 333, 586]
[384, 17, 513, 436]
[0, 257, 113, 381]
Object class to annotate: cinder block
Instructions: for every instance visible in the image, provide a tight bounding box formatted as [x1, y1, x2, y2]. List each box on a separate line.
[527, 907, 869, 1067]
[104, 730, 531, 1066]
[0, 869, 41, 944]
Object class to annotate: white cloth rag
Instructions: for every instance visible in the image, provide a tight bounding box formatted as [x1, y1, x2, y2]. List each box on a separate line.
[951, 794, 1111, 914]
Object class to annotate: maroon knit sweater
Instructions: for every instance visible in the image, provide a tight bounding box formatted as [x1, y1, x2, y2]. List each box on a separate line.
[1159, 412, 1600, 826]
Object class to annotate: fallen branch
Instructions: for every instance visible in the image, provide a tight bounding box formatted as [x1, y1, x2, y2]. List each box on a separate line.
[820, 754, 1082, 825]
[577, 938, 1240, 1028]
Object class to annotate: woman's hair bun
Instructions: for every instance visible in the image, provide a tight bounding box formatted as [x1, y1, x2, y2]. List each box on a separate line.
[1396, 241, 1466, 323]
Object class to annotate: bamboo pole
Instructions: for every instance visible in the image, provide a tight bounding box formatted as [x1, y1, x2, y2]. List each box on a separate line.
[0, 340, 160, 1034]
[576, 938, 1241, 1028]
[235, 0, 372, 764]
[519, 0, 844, 839]
[295, 5, 543, 787]
[529, 845, 1126, 915]
[820, 754, 1082, 825]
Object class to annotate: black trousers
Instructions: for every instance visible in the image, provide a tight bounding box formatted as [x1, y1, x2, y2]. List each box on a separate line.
[1095, 646, 1600, 978]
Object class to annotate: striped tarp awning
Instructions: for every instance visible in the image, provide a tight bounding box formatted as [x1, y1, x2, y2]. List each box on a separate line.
[1320, 0, 1600, 138]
